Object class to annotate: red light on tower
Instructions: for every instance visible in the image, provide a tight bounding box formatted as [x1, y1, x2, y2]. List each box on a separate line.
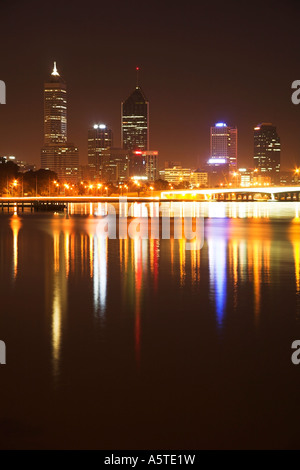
[134, 151, 143, 155]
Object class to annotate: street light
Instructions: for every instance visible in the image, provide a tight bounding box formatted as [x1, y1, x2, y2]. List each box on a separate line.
[10, 179, 18, 197]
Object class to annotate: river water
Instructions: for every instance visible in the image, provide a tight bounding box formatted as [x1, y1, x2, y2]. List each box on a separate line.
[0, 201, 300, 449]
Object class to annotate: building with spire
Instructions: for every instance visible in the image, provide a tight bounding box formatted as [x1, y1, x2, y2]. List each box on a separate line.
[41, 62, 79, 183]
[121, 67, 149, 153]
[121, 68, 159, 179]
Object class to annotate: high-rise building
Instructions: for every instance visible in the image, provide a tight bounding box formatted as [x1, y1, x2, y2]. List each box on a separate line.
[131, 150, 158, 181]
[101, 148, 130, 183]
[254, 123, 281, 180]
[41, 145, 79, 182]
[41, 62, 79, 183]
[209, 122, 237, 168]
[43, 62, 67, 144]
[121, 68, 149, 152]
[228, 127, 237, 168]
[88, 124, 113, 179]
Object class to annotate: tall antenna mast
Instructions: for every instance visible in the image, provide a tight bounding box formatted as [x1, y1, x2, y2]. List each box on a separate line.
[52, 61, 59, 76]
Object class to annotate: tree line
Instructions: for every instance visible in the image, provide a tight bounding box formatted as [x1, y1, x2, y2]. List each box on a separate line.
[0, 161, 57, 196]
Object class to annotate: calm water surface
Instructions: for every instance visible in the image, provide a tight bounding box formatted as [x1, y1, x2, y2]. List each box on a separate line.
[1, 201, 300, 449]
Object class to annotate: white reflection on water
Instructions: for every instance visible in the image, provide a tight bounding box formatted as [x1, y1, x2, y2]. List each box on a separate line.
[93, 234, 108, 318]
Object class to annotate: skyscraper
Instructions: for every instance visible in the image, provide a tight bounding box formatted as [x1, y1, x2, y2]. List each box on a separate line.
[121, 68, 149, 152]
[41, 62, 79, 183]
[209, 122, 237, 168]
[88, 124, 113, 179]
[43, 62, 67, 144]
[131, 150, 159, 181]
[254, 123, 281, 180]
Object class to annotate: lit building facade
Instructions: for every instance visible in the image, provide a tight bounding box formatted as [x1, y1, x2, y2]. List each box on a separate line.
[238, 168, 252, 187]
[41, 144, 79, 182]
[88, 124, 113, 179]
[254, 123, 280, 181]
[43, 63, 67, 145]
[164, 166, 192, 184]
[41, 63, 79, 183]
[235, 168, 272, 187]
[190, 170, 208, 187]
[131, 150, 158, 181]
[252, 173, 272, 187]
[121, 79, 149, 152]
[209, 122, 237, 168]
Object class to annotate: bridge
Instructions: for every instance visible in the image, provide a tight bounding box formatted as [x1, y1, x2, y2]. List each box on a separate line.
[1, 187, 300, 212]
[161, 186, 300, 201]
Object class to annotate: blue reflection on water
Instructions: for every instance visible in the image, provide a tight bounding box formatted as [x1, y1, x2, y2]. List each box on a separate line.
[207, 220, 228, 327]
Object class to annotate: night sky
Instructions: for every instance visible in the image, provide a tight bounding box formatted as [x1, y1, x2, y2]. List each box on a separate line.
[0, 0, 300, 170]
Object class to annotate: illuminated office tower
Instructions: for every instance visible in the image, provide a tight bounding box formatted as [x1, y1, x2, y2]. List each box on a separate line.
[88, 124, 113, 179]
[254, 123, 281, 180]
[43, 62, 67, 144]
[131, 150, 158, 181]
[209, 122, 237, 168]
[228, 127, 237, 168]
[41, 62, 79, 183]
[121, 67, 149, 152]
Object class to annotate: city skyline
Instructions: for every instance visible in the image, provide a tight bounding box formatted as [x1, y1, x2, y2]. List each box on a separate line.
[13, 61, 293, 176]
[2, 0, 300, 453]
[0, 60, 296, 172]
[1, 1, 300, 171]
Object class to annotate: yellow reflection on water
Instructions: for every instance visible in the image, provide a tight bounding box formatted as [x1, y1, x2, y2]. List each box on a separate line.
[289, 216, 300, 298]
[51, 229, 67, 379]
[64, 231, 70, 278]
[293, 240, 300, 293]
[44, 202, 296, 376]
[10, 214, 21, 279]
[179, 238, 186, 286]
[229, 240, 238, 308]
[54, 231, 60, 273]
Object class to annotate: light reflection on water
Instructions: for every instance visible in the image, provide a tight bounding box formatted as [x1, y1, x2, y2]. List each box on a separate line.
[4, 202, 300, 370]
[2, 201, 300, 448]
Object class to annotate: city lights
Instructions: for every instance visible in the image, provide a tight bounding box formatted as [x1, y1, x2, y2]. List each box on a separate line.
[1, 0, 300, 456]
